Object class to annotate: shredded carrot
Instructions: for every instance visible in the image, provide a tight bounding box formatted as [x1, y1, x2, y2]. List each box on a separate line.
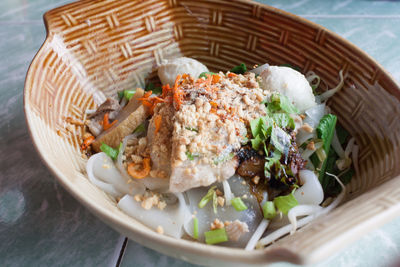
[154, 115, 162, 134]
[103, 113, 118, 130]
[81, 135, 95, 150]
[212, 74, 220, 84]
[172, 75, 183, 110]
[182, 73, 189, 79]
[161, 84, 171, 98]
[143, 90, 152, 98]
[228, 73, 237, 78]
[210, 101, 218, 108]
[127, 158, 151, 179]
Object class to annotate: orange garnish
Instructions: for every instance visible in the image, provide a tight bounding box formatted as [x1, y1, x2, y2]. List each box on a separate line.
[154, 114, 162, 134]
[210, 101, 218, 108]
[127, 158, 151, 179]
[228, 73, 237, 78]
[172, 75, 183, 110]
[212, 74, 220, 84]
[103, 113, 118, 130]
[81, 135, 95, 150]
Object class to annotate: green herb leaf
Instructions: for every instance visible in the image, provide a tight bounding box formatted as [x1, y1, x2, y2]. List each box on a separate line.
[262, 201, 277, 219]
[213, 152, 234, 165]
[199, 72, 216, 79]
[271, 113, 295, 129]
[270, 126, 291, 155]
[133, 123, 146, 135]
[100, 143, 119, 160]
[316, 114, 337, 183]
[185, 126, 199, 132]
[230, 63, 247, 74]
[117, 91, 124, 100]
[145, 82, 162, 95]
[231, 197, 248, 211]
[198, 186, 216, 209]
[204, 228, 228, 245]
[267, 93, 299, 115]
[251, 135, 263, 151]
[273, 191, 298, 215]
[336, 124, 349, 145]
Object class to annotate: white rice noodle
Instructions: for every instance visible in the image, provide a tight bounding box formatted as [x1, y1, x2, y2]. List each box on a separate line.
[222, 180, 235, 205]
[288, 205, 322, 234]
[245, 219, 270, 251]
[296, 130, 316, 147]
[294, 170, 324, 205]
[184, 175, 263, 248]
[119, 97, 128, 108]
[331, 130, 345, 159]
[334, 137, 355, 171]
[304, 103, 326, 128]
[300, 141, 323, 160]
[86, 152, 145, 198]
[306, 71, 321, 89]
[256, 172, 345, 248]
[117, 133, 169, 192]
[117, 193, 190, 238]
[249, 63, 269, 75]
[317, 70, 345, 102]
[345, 137, 355, 158]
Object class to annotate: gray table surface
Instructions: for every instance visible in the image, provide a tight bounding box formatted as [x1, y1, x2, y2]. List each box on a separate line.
[1, 0, 399, 266]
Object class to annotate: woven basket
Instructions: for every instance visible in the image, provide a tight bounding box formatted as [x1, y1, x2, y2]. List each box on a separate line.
[24, 0, 400, 265]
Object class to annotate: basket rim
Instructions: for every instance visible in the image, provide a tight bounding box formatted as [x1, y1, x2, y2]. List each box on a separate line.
[23, 0, 400, 265]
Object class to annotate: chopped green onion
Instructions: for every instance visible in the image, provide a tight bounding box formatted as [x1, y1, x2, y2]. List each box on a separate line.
[212, 191, 217, 214]
[186, 151, 198, 161]
[199, 72, 216, 79]
[185, 126, 199, 132]
[231, 197, 248, 211]
[204, 228, 228, 245]
[262, 201, 277, 219]
[198, 186, 216, 209]
[100, 143, 119, 160]
[213, 152, 234, 165]
[193, 217, 199, 239]
[123, 89, 136, 101]
[230, 63, 247, 74]
[133, 123, 146, 135]
[273, 191, 298, 215]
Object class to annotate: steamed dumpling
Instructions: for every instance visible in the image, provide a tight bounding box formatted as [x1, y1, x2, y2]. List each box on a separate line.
[260, 66, 316, 113]
[158, 57, 209, 86]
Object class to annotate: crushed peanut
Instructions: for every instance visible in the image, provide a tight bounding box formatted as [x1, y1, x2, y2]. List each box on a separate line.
[217, 196, 225, 207]
[252, 175, 260, 185]
[301, 123, 313, 133]
[210, 219, 224, 230]
[156, 225, 164, 234]
[307, 141, 316, 151]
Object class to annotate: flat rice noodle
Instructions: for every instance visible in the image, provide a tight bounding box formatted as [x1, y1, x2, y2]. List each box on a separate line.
[118, 193, 190, 238]
[87, 152, 145, 198]
[184, 175, 263, 247]
[118, 134, 170, 192]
